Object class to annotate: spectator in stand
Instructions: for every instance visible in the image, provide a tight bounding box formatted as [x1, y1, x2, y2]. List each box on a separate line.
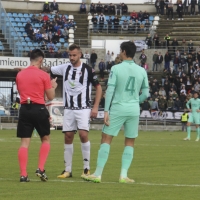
[80, 3, 86, 14]
[108, 3, 115, 15]
[190, 0, 196, 15]
[164, 34, 170, 47]
[55, 49, 62, 58]
[128, 19, 134, 33]
[105, 50, 111, 70]
[144, 19, 151, 32]
[27, 26, 35, 41]
[40, 26, 46, 34]
[141, 99, 151, 111]
[91, 14, 98, 33]
[122, 3, 128, 14]
[137, 11, 143, 21]
[35, 31, 42, 42]
[47, 31, 53, 42]
[164, 51, 171, 71]
[25, 21, 32, 33]
[104, 4, 109, 14]
[167, 0, 174, 20]
[158, 96, 167, 112]
[165, 0, 169, 15]
[130, 10, 138, 20]
[183, 0, 189, 15]
[46, 49, 55, 58]
[54, 23, 60, 32]
[153, 33, 160, 47]
[177, 1, 184, 20]
[47, 41, 55, 50]
[52, 32, 59, 44]
[62, 27, 68, 40]
[42, 32, 49, 43]
[115, 54, 121, 64]
[156, 52, 164, 71]
[161, 68, 168, 86]
[198, 0, 200, 14]
[173, 55, 180, 72]
[151, 98, 159, 111]
[160, 0, 165, 15]
[50, 0, 59, 13]
[90, 3, 96, 13]
[143, 11, 150, 20]
[96, 2, 103, 13]
[152, 51, 158, 71]
[37, 13, 43, 24]
[194, 81, 200, 92]
[159, 87, 166, 96]
[115, 3, 122, 16]
[139, 51, 147, 67]
[43, 1, 50, 13]
[193, 59, 199, 70]
[167, 97, 174, 110]
[98, 59, 106, 80]
[62, 49, 69, 58]
[113, 15, 119, 33]
[84, 51, 90, 65]
[188, 40, 194, 53]
[107, 61, 112, 72]
[98, 13, 105, 33]
[122, 20, 129, 31]
[110, 52, 115, 66]
[145, 34, 152, 48]
[107, 16, 113, 33]
[174, 97, 182, 110]
[43, 13, 49, 22]
[31, 14, 39, 23]
[155, 0, 160, 15]
[90, 50, 98, 69]
[133, 19, 140, 34]
[171, 38, 179, 53]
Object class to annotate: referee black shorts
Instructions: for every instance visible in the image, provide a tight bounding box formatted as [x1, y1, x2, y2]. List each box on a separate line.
[17, 104, 50, 138]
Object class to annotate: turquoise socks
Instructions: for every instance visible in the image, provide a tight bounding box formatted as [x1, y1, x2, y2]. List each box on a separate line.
[120, 146, 134, 178]
[187, 126, 191, 139]
[94, 143, 110, 177]
[196, 127, 200, 139]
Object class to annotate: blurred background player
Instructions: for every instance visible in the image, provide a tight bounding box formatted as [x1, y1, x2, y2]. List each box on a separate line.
[184, 92, 200, 141]
[83, 41, 149, 183]
[181, 110, 188, 132]
[16, 49, 57, 182]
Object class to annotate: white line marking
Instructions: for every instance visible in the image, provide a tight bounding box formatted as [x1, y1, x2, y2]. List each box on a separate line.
[0, 178, 199, 187]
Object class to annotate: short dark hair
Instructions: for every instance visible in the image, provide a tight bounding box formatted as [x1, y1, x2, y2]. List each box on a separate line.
[30, 49, 44, 60]
[69, 44, 81, 51]
[120, 41, 136, 58]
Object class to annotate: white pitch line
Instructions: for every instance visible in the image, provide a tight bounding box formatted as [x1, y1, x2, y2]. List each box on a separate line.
[0, 178, 200, 187]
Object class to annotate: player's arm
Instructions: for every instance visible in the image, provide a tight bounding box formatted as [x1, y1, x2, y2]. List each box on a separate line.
[45, 77, 58, 100]
[186, 99, 191, 112]
[139, 71, 149, 104]
[42, 63, 67, 77]
[89, 68, 102, 118]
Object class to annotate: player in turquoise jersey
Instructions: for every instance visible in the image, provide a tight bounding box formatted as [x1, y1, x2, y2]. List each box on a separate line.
[184, 91, 200, 141]
[82, 41, 149, 183]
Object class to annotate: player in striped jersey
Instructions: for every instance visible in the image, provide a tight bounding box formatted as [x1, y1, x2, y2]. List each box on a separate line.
[50, 44, 102, 178]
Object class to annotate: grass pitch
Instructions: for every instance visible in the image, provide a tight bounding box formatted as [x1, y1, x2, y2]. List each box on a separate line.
[0, 130, 200, 200]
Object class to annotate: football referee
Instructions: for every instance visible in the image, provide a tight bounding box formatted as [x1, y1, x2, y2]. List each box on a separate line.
[16, 49, 57, 182]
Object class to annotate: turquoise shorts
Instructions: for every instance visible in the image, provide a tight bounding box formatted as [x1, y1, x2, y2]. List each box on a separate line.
[102, 114, 139, 138]
[188, 113, 200, 125]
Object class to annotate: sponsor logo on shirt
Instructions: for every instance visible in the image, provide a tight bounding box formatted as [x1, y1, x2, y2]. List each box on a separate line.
[68, 80, 75, 88]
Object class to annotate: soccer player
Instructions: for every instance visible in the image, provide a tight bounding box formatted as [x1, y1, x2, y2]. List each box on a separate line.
[49, 44, 102, 178]
[16, 49, 57, 182]
[184, 91, 200, 141]
[83, 41, 149, 183]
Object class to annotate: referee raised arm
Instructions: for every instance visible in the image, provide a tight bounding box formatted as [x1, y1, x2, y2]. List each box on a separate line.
[16, 49, 57, 182]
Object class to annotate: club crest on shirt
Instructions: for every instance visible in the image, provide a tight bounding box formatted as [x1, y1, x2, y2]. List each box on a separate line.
[79, 71, 82, 76]
[68, 80, 76, 88]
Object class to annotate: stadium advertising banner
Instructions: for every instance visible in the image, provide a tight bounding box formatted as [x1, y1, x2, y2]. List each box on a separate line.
[0, 57, 86, 69]
[97, 110, 183, 121]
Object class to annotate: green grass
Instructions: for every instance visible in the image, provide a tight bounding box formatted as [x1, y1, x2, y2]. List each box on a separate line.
[0, 130, 200, 200]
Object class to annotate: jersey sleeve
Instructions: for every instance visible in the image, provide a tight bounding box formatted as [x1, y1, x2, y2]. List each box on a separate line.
[88, 67, 100, 87]
[186, 99, 191, 109]
[107, 67, 117, 87]
[141, 70, 149, 89]
[50, 64, 67, 76]
[43, 73, 52, 90]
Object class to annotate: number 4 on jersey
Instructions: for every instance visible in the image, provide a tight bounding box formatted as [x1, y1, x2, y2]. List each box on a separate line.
[125, 76, 135, 95]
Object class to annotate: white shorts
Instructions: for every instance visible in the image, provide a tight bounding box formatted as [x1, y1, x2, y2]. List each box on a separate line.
[63, 109, 91, 132]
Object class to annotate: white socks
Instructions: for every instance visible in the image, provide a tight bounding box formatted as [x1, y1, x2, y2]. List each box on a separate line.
[64, 144, 73, 172]
[81, 141, 90, 170]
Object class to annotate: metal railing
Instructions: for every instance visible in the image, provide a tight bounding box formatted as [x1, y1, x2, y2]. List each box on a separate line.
[0, 1, 23, 57]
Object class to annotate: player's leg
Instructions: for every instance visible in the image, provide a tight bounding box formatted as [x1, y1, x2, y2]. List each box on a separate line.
[195, 125, 199, 141]
[57, 109, 76, 178]
[17, 105, 34, 182]
[34, 105, 51, 181]
[76, 109, 91, 177]
[184, 114, 193, 140]
[83, 115, 124, 183]
[119, 116, 139, 183]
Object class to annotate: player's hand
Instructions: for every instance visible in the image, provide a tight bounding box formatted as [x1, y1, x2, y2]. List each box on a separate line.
[91, 106, 98, 119]
[51, 77, 58, 89]
[104, 112, 110, 126]
[188, 109, 192, 112]
[196, 109, 200, 112]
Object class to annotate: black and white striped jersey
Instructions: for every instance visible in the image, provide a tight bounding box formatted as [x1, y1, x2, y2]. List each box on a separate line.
[50, 62, 99, 109]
